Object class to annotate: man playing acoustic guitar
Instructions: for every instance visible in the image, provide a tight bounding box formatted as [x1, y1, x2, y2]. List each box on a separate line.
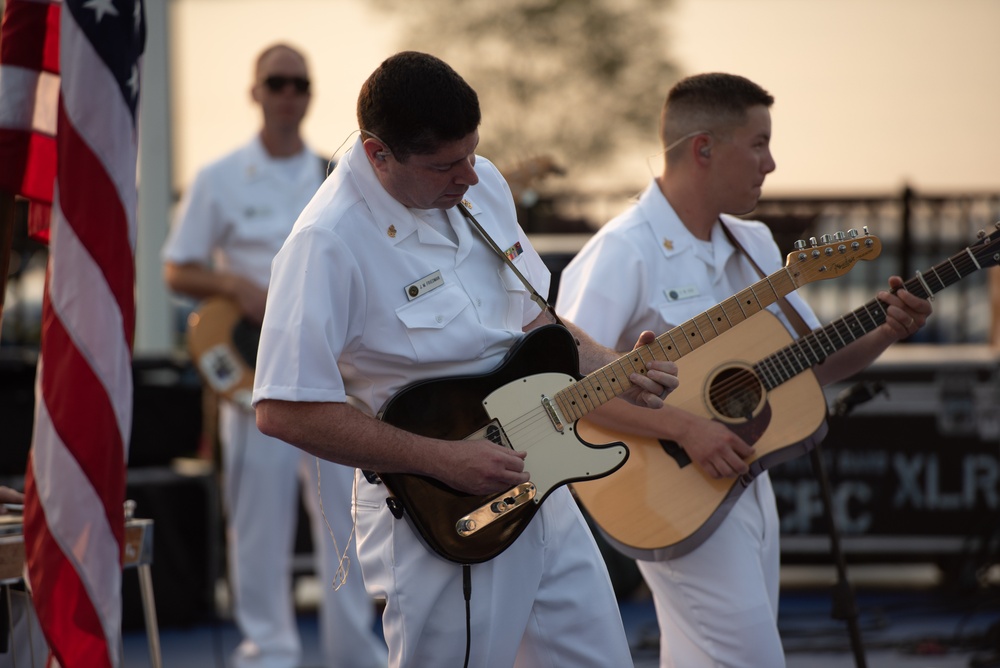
[253, 51, 679, 668]
[557, 73, 933, 667]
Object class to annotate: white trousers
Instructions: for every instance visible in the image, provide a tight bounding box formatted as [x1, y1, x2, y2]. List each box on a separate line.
[221, 404, 387, 668]
[355, 482, 633, 668]
[0, 589, 47, 668]
[638, 474, 784, 668]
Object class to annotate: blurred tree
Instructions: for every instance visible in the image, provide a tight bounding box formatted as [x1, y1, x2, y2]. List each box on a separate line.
[370, 0, 679, 181]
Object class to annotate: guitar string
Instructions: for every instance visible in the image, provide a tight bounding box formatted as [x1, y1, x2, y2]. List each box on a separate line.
[700, 249, 978, 412]
[483, 241, 988, 516]
[499, 406, 558, 448]
[704, 269, 937, 405]
[703, 302, 887, 405]
[544, 266, 802, 419]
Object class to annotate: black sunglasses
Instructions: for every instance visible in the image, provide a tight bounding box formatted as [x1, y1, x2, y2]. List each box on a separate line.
[262, 75, 310, 94]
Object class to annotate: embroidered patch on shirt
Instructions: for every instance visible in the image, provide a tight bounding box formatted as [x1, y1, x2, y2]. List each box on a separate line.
[664, 285, 700, 302]
[405, 270, 445, 301]
[505, 242, 523, 261]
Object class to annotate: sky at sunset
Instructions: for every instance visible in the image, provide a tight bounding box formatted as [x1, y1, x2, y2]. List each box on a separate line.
[170, 0, 1000, 197]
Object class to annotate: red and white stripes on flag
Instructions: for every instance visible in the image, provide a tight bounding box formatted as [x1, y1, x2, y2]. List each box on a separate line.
[2, 0, 146, 665]
[0, 0, 60, 241]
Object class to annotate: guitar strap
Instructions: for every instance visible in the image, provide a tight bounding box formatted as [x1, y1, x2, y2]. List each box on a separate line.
[361, 204, 573, 491]
[720, 220, 813, 339]
[456, 202, 567, 328]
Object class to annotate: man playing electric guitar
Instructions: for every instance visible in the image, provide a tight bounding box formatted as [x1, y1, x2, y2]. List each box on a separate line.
[253, 52, 678, 668]
[557, 73, 932, 668]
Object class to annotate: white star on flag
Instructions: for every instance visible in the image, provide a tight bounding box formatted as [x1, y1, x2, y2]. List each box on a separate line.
[83, 0, 119, 23]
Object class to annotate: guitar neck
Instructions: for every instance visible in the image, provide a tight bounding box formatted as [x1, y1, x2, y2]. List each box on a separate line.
[756, 243, 985, 389]
[553, 265, 802, 422]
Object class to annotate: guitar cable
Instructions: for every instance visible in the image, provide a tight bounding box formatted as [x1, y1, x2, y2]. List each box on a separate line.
[463, 564, 472, 668]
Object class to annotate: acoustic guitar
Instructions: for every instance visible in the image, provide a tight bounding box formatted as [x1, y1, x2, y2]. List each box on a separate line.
[186, 297, 259, 411]
[573, 224, 1000, 561]
[375, 230, 881, 564]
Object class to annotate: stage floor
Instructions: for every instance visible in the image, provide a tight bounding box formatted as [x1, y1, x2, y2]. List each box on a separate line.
[121, 564, 1000, 668]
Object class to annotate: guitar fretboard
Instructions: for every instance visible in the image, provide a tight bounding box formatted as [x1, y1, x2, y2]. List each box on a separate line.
[550, 229, 890, 422]
[553, 266, 801, 422]
[756, 237, 994, 388]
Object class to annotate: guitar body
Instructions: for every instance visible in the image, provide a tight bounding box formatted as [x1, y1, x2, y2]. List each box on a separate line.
[377, 325, 629, 564]
[369, 230, 884, 563]
[573, 310, 828, 561]
[186, 297, 257, 411]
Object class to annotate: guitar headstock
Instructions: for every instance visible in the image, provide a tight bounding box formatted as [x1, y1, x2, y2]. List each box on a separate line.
[785, 228, 882, 287]
[970, 222, 1000, 269]
[499, 155, 565, 207]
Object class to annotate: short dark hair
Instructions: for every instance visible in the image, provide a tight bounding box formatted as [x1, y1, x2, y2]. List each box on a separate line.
[660, 73, 773, 149]
[254, 43, 308, 82]
[357, 51, 481, 161]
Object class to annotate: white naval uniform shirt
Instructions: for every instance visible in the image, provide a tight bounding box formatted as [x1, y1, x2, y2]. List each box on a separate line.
[162, 134, 323, 287]
[252, 136, 548, 417]
[557, 180, 821, 351]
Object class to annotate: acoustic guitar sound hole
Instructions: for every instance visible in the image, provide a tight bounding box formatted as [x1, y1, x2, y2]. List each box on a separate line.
[708, 367, 763, 420]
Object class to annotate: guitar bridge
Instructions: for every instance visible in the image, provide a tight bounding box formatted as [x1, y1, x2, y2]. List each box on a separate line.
[455, 482, 537, 536]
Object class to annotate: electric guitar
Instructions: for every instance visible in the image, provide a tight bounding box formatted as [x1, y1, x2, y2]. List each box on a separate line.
[186, 297, 260, 411]
[573, 224, 1000, 561]
[375, 230, 881, 564]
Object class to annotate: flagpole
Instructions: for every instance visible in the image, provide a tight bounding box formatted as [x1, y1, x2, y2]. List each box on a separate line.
[0, 190, 15, 331]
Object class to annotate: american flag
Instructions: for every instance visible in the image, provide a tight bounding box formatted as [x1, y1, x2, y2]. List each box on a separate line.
[0, 0, 146, 665]
[0, 0, 59, 241]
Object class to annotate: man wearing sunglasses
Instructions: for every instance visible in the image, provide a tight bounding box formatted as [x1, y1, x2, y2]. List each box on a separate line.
[162, 43, 387, 668]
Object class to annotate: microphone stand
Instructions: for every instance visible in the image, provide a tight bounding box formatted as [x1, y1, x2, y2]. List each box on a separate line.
[813, 380, 886, 668]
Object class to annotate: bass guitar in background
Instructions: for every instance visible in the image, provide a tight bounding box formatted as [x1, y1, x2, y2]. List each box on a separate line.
[573, 223, 1000, 562]
[374, 230, 881, 564]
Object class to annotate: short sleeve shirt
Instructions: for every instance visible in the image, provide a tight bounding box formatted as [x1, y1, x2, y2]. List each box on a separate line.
[252, 137, 550, 417]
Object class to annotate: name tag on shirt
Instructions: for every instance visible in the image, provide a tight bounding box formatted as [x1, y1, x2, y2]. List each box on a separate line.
[664, 285, 700, 302]
[405, 270, 445, 301]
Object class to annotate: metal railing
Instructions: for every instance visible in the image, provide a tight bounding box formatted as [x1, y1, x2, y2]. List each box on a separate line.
[530, 186, 1000, 344]
[752, 187, 1000, 344]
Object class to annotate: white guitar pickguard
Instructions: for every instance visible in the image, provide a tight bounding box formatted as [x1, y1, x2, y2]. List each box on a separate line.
[482, 372, 628, 501]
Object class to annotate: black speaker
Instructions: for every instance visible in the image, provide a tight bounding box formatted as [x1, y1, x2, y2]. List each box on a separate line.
[129, 356, 204, 467]
[0, 350, 37, 477]
[0, 351, 204, 472]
